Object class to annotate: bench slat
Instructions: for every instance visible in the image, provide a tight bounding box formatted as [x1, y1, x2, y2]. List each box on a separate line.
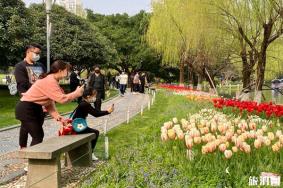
[18, 133, 96, 159]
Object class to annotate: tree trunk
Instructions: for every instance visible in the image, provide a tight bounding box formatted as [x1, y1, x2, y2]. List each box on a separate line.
[187, 64, 194, 88]
[179, 60, 185, 86]
[241, 49, 252, 89]
[192, 73, 198, 89]
[254, 22, 271, 103]
[254, 52, 266, 103]
[256, 50, 267, 91]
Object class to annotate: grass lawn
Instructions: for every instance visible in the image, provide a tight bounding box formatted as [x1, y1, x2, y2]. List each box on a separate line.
[0, 88, 118, 129]
[82, 90, 282, 187]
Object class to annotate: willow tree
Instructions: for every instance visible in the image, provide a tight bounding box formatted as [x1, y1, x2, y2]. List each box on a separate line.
[266, 40, 283, 80]
[146, 0, 229, 88]
[146, 0, 190, 85]
[215, 0, 283, 102]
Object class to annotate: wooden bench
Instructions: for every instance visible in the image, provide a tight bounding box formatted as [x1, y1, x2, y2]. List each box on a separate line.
[18, 133, 96, 188]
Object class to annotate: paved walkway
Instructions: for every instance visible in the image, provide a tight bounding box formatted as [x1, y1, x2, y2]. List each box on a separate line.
[0, 91, 151, 185]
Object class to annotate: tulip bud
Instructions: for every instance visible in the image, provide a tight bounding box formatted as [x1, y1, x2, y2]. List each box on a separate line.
[219, 144, 226, 152]
[254, 139, 261, 149]
[267, 132, 275, 141]
[167, 129, 176, 140]
[194, 136, 202, 144]
[276, 130, 282, 138]
[262, 125, 268, 132]
[224, 150, 233, 159]
[161, 133, 168, 141]
[232, 146, 238, 153]
[172, 117, 178, 124]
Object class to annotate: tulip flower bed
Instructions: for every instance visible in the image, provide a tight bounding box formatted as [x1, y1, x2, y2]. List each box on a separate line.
[213, 98, 283, 119]
[159, 83, 196, 91]
[186, 93, 216, 102]
[159, 84, 217, 102]
[161, 109, 282, 159]
[83, 91, 282, 187]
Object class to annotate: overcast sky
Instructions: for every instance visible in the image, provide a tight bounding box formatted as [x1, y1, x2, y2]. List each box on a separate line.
[23, 0, 152, 15]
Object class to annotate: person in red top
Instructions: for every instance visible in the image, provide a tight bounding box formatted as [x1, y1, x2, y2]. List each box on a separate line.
[15, 60, 84, 148]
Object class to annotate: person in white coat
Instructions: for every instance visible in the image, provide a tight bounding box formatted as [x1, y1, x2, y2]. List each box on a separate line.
[118, 71, 128, 96]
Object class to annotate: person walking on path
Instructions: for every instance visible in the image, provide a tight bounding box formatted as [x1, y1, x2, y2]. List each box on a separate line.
[14, 44, 46, 96]
[70, 69, 82, 103]
[15, 60, 84, 148]
[133, 72, 140, 94]
[118, 71, 128, 96]
[129, 72, 135, 92]
[115, 74, 120, 89]
[139, 72, 147, 93]
[88, 65, 105, 111]
[71, 87, 114, 160]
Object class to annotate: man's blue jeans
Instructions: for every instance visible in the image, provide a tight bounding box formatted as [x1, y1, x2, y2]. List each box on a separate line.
[120, 84, 127, 95]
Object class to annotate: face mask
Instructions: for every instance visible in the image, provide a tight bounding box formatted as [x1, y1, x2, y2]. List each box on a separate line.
[88, 97, 96, 103]
[65, 71, 71, 79]
[32, 52, 40, 62]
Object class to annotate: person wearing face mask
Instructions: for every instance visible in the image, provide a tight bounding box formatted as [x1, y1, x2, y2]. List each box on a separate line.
[88, 65, 105, 111]
[14, 43, 46, 96]
[15, 60, 84, 149]
[71, 87, 114, 160]
[70, 69, 82, 103]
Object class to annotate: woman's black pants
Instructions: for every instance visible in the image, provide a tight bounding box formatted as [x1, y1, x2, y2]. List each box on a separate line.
[77, 127, 99, 151]
[15, 101, 45, 148]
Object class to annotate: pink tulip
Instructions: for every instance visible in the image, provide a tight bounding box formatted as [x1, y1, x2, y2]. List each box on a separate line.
[224, 150, 233, 159]
[202, 146, 208, 154]
[172, 117, 178, 124]
[161, 133, 168, 141]
[163, 122, 173, 129]
[194, 137, 202, 144]
[256, 129, 264, 136]
[243, 144, 251, 153]
[254, 139, 261, 149]
[232, 146, 238, 153]
[177, 132, 184, 140]
[210, 124, 217, 132]
[264, 139, 271, 146]
[276, 130, 282, 138]
[272, 143, 280, 152]
[262, 125, 268, 132]
[219, 144, 226, 152]
[249, 122, 257, 130]
[225, 131, 233, 141]
[267, 132, 275, 141]
[203, 127, 209, 134]
[279, 135, 283, 144]
[249, 131, 256, 139]
[185, 135, 193, 149]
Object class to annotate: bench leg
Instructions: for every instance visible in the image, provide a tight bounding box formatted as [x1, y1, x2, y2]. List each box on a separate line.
[26, 157, 61, 188]
[66, 141, 92, 167]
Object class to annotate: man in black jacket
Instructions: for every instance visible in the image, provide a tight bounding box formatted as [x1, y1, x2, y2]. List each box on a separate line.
[14, 43, 46, 150]
[88, 65, 105, 111]
[14, 44, 46, 96]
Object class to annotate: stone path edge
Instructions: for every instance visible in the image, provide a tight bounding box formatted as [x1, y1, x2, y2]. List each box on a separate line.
[0, 94, 120, 132]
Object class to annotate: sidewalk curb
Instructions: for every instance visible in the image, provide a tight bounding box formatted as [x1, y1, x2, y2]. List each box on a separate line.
[0, 170, 26, 185]
[0, 94, 119, 133]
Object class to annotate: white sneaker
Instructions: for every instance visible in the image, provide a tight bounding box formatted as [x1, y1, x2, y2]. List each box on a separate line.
[92, 154, 99, 161]
[24, 166, 28, 172]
